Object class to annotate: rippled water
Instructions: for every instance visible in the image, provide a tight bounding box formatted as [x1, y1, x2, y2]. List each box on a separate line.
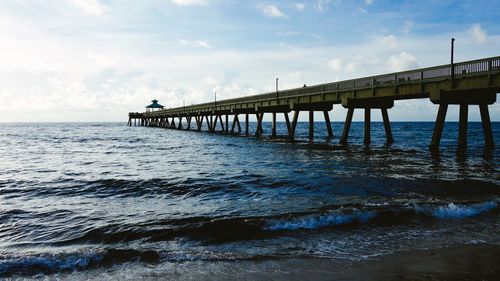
[0, 122, 499, 279]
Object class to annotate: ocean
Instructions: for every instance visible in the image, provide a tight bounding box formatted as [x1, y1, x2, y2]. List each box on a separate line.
[0, 121, 499, 280]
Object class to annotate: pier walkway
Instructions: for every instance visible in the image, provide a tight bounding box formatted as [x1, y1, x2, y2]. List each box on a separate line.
[129, 56, 500, 152]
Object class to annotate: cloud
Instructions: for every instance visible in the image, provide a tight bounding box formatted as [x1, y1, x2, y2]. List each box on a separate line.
[315, 0, 340, 12]
[0, 1, 499, 122]
[178, 39, 212, 48]
[365, 0, 373, 5]
[328, 58, 343, 71]
[293, 3, 305, 11]
[69, 0, 106, 15]
[171, 0, 208, 6]
[403, 20, 414, 34]
[328, 53, 380, 73]
[469, 24, 487, 43]
[259, 4, 287, 18]
[376, 35, 398, 48]
[387, 52, 418, 72]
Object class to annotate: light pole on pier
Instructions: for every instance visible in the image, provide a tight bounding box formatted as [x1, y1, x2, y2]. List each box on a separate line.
[451, 38, 455, 79]
[276, 78, 279, 99]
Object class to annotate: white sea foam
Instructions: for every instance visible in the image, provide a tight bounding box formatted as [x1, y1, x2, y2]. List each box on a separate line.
[265, 210, 377, 231]
[0, 253, 103, 276]
[415, 201, 498, 219]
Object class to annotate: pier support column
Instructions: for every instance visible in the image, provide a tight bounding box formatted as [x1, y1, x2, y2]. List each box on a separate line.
[479, 104, 495, 149]
[128, 118, 131, 126]
[340, 108, 354, 145]
[236, 115, 241, 133]
[245, 113, 249, 135]
[458, 104, 468, 152]
[231, 115, 238, 133]
[209, 115, 214, 132]
[430, 104, 448, 150]
[213, 115, 219, 132]
[364, 108, 371, 145]
[284, 112, 291, 137]
[245, 113, 248, 136]
[256, 113, 264, 136]
[218, 115, 225, 132]
[225, 115, 229, 133]
[381, 108, 393, 144]
[178, 117, 183, 130]
[204, 116, 209, 131]
[323, 111, 333, 138]
[195, 116, 201, 131]
[309, 111, 314, 143]
[290, 111, 300, 141]
[170, 117, 176, 129]
[186, 117, 192, 130]
[272, 112, 277, 137]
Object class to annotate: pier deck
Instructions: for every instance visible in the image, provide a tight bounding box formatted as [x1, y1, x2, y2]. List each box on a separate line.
[129, 56, 500, 151]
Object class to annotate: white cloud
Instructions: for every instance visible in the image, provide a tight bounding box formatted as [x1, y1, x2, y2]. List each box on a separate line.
[178, 39, 212, 48]
[0, 2, 499, 122]
[328, 53, 380, 73]
[171, 0, 208, 6]
[387, 52, 418, 72]
[314, 0, 341, 12]
[293, 3, 305, 11]
[469, 24, 487, 43]
[376, 34, 398, 49]
[259, 4, 287, 18]
[315, 0, 331, 12]
[328, 58, 343, 71]
[365, 0, 373, 5]
[403, 20, 414, 34]
[69, 0, 106, 15]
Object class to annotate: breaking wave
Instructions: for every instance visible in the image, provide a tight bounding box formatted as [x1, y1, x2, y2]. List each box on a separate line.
[265, 210, 377, 231]
[415, 201, 498, 219]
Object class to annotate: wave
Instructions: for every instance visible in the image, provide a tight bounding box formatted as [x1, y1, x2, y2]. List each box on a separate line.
[265, 210, 377, 231]
[2, 200, 499, 248]
[415, 201, 498, 219]
[0, 249, 160, 277]
[2, 177, 500, 203]
[265, 200, 500, 232]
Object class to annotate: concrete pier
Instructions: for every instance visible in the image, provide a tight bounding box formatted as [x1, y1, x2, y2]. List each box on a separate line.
[129, 56, 500, 152]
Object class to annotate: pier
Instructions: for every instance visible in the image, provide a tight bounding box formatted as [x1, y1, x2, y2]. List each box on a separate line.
[128, 56, 500, 152]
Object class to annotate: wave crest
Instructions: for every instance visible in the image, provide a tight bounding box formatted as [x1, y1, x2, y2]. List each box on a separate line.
[265, 210, 377, 231]
[415, 201, 498, 219]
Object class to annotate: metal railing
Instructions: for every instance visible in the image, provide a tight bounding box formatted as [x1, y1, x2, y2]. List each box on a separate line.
[148, 56, 500, 115]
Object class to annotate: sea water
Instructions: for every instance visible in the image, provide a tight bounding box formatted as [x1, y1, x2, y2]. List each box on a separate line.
[0, 122, 499, 279]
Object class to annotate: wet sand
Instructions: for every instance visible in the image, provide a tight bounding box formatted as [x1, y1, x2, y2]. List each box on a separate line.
[55, 244, 500, 280]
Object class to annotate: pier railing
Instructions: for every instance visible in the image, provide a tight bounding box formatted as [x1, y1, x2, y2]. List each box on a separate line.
[147, 56, 500, 115]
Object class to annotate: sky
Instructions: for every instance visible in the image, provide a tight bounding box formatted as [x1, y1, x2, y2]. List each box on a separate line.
[0, 0, 499, 122]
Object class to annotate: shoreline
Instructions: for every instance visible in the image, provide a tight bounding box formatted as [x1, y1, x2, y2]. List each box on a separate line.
[51, 244, 500, 281]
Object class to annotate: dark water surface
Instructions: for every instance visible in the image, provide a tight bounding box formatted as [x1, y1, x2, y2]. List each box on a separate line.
[0, 122, 499, 279]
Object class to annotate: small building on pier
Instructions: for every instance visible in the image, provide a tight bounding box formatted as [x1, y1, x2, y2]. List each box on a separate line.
[146, 99, 164, 112]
